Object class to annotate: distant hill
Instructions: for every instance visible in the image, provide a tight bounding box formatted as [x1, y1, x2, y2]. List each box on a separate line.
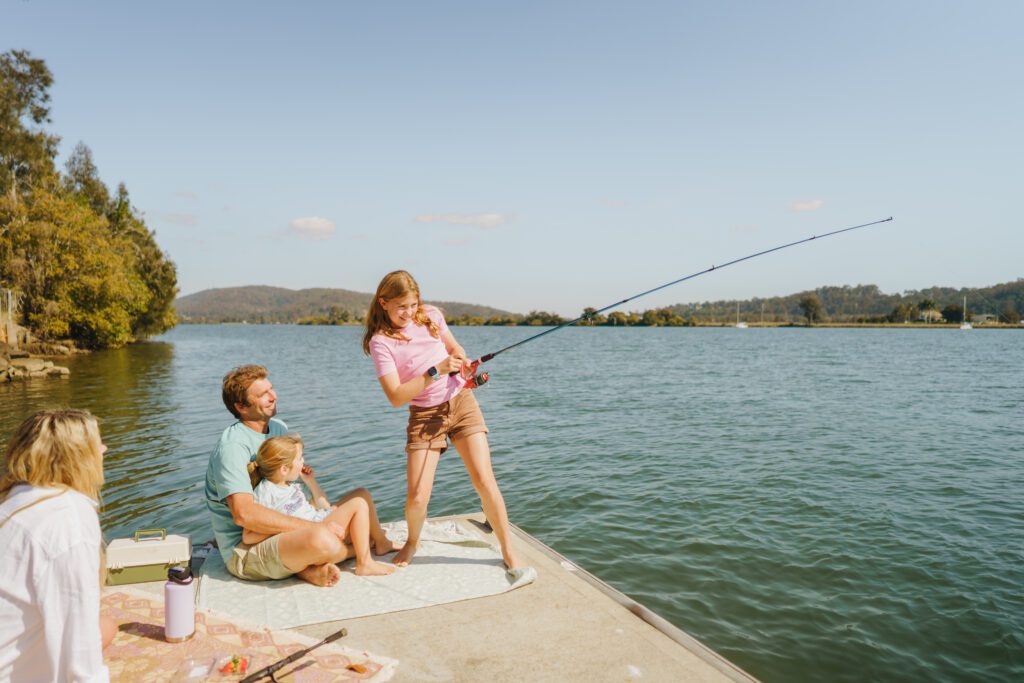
[670, 280, 1024, 323]
[174, 286, 513, 323]
[176, 279, 1024, 325]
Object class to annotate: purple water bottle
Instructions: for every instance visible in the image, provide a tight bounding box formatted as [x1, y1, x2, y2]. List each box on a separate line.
[164, 566, 195, 642]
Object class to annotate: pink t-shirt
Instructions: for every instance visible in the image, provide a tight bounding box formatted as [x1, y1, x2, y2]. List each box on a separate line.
[369, 305, 463, 408]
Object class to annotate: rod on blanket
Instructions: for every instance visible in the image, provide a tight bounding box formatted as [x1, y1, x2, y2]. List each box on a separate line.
[240, 627, 348, 683]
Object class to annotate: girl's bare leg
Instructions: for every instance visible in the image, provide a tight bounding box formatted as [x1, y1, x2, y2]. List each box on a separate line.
[324, 498, 395, 576]
[393, 449, 441, 566]
[335, 487, 401, 555]
[452, 432, 522, 569]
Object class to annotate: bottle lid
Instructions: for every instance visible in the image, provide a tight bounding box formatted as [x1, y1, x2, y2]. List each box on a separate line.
[168, 565, 193, 584]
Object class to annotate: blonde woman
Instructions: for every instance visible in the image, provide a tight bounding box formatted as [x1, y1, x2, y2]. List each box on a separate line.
[0, 409, 115, 683]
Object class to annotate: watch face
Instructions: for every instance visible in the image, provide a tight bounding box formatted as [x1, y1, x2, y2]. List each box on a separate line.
[427, 366, 438, 377]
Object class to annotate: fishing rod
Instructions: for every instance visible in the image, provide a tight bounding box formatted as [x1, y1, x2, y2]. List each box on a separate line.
[240, 627, 347, 682]
[454, 216, 893, 387]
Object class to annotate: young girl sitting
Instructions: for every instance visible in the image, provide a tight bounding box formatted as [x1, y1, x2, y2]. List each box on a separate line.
[245, 433, 395, 577]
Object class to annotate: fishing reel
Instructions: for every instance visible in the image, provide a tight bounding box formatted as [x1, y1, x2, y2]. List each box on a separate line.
[453, 359, 489, 389]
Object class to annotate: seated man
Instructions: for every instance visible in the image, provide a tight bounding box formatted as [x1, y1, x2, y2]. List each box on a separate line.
[205, 365, 396, 586]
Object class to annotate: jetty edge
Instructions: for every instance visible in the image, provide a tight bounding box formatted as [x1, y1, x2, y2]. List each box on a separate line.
[294, 512, 758, 682]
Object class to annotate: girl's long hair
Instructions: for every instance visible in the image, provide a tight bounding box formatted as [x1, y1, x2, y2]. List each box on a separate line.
[1, 409, 105, 503]
[248, 432, 303, 488]
[362, 270, 439, 354]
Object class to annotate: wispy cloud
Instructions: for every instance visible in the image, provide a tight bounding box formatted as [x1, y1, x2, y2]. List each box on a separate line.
[150, 211, 198, 226]
[175, 191, 198, 200]
[790, 199, 824, 212]
[415, 213, 511, 230]
[289, 216, 336, 240]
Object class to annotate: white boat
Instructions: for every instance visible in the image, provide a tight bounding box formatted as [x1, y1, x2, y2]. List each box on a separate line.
[735, 302, 748, 328]
[960, 295, 972, 330]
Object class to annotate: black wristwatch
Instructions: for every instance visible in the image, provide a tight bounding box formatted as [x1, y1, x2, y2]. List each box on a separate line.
[426, 365, 439, 381]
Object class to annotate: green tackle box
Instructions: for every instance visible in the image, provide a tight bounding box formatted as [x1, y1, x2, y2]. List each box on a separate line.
[105, 529, 191, 585]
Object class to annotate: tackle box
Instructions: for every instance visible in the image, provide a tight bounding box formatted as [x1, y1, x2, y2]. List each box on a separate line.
[106, 529, 191, 585]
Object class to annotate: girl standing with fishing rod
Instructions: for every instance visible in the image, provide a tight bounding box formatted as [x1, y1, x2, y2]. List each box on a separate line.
[363, 270, 522, 570]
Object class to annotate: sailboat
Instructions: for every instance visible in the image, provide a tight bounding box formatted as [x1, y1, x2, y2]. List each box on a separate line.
[960, 295, 972, 330]
[735, 302, 748, 328]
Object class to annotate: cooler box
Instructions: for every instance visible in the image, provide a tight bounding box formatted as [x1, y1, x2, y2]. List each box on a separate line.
[106, 529, 191, 585]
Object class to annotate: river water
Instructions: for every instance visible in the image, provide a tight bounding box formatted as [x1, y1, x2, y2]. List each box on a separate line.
[1, 325, 1021, 682]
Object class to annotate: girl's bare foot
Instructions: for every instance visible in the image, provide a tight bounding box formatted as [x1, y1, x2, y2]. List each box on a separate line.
[503, 549, 523, 570]
[355, 559, 396, 576]
[373, 536, 403, 556]
[392, 543, 418, 567]
[297, 563, 342, 587]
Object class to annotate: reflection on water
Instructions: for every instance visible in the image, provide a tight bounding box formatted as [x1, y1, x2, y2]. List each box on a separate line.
[1, 325, 1022, 682]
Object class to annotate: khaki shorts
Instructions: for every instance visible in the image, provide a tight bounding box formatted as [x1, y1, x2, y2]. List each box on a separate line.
[226, 535, 294, 581]
[407, 390, 488, 454]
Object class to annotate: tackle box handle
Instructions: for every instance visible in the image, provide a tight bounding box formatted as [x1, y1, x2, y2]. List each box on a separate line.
[134, 528, 167, 542]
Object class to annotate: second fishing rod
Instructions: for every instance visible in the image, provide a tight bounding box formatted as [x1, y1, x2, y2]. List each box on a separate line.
[451, 216, 893, 388]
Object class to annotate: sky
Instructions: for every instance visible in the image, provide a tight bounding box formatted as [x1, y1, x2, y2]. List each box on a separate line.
[3, 1, 1021, 316]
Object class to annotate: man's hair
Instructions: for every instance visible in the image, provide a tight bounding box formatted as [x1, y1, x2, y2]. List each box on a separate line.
[222, 365, 268, 419]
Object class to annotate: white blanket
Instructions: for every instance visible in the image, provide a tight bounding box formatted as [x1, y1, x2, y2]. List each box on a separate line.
[196, 520, 536, 630]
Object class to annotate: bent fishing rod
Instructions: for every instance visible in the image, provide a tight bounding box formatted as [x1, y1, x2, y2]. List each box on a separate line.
[454, 216, 892, 387]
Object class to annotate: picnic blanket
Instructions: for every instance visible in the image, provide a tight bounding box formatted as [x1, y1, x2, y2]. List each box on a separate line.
[100, 587, 397, 682]
[196, 520, 537, 630]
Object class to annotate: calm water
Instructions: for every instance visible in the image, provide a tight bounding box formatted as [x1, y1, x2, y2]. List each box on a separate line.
[2, 325, 1022, 682]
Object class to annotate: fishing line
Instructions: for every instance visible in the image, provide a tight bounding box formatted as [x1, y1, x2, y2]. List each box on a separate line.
[455, 216, 892, 386]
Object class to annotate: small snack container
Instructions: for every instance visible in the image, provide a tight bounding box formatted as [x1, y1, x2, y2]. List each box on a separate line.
[106, 529, 191, 585]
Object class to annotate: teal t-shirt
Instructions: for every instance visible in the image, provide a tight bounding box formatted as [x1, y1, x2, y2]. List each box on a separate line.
[205, 418, 289, 562]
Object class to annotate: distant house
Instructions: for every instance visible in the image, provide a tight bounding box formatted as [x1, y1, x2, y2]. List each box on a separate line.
[972, 314, 998, 324]
[919, 309, 942, 323]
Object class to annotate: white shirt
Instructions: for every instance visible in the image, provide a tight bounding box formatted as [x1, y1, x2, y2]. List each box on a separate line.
[0, 485, 110, 683]
[253, 479, 328, 522]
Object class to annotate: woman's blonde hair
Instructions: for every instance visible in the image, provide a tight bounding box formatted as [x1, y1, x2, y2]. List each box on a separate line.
[248, 432, 303, 488]
[362, 270, 440, 354]
[1, 409, 105, 503]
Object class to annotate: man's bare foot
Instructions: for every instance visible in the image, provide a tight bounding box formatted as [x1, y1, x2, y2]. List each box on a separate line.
[355, 559, 396, 576]
[297, 562, 342, 587]
[392, 543, 418, 567]
[373, 536, 403, 556]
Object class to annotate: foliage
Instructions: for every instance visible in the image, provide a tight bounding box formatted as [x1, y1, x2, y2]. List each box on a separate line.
[942, 304, 965, 324]
[798, 294, 824, 324]
[0, 50, 57, 200]
[0, 50, 177, 348]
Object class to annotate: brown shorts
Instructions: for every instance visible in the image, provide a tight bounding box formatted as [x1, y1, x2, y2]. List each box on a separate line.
[226, 535, 293, 581]
[407, 390, 488, 454]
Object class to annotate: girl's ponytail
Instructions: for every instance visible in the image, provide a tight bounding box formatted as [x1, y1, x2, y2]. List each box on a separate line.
[247, 460, 262, 488]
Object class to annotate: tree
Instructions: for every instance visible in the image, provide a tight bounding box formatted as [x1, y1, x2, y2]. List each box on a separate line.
[887, 302, 917, 323]
[1, 189, 148, 347]
[606, 311, 629, 326]
[942, 304, 964, 324]
[64, 142, 110, 214]
[105, 184, 178, 338]
[0, 50, 58, 200]
[798, 293, 824, 324]
[1000, 307, 1021, 324]
[580, 307, 606, 326]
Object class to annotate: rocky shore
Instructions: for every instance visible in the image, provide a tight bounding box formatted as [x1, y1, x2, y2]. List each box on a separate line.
[0, 342, 74, 383]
